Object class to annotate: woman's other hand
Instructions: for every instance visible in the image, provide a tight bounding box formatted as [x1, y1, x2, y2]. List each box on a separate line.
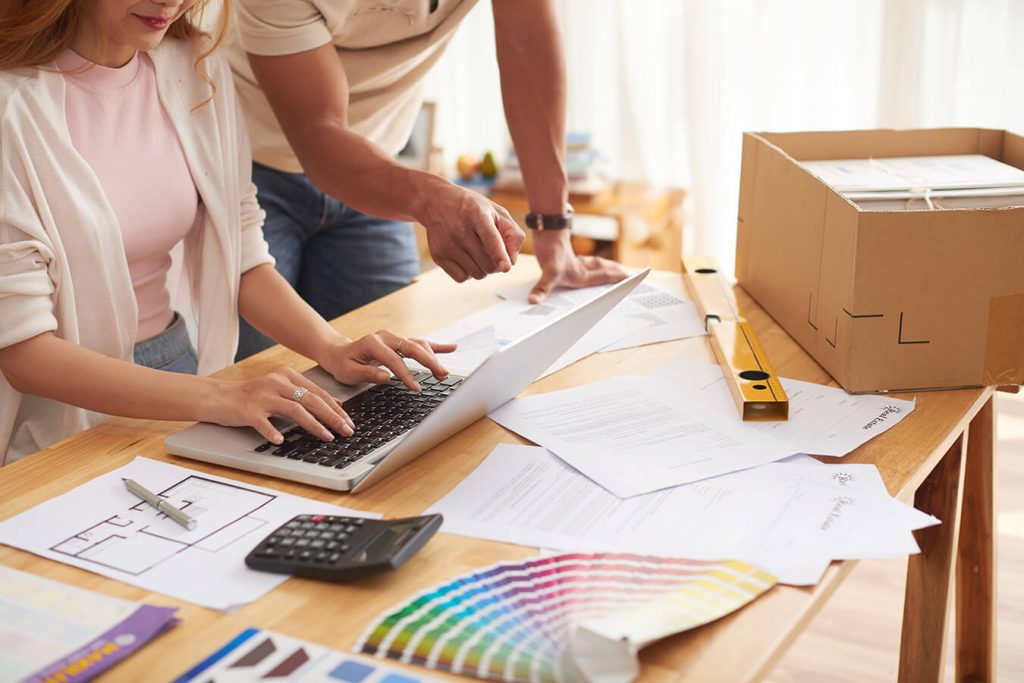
[207, 367, 355, 445]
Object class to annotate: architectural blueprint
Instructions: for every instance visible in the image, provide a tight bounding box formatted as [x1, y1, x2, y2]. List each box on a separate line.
[0, 457, 376, 610]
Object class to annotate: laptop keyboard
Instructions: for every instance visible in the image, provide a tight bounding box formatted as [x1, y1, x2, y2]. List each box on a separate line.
[252, 371, 464, 470]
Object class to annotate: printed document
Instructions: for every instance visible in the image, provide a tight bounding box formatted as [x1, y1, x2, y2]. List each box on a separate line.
[488, 374, 798, 497]
[0, 457, 379, 611]
[424, 280, 705, 378]
[658, 359, 916, 456]
[497, 280, 706, 353]
[428, 445, 938, 585]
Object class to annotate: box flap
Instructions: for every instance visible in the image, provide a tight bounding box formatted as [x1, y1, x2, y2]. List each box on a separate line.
[758, 128, 1004, 162]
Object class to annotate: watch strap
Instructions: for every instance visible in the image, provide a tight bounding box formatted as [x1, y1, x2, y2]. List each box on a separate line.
[525, 205, 574, 230]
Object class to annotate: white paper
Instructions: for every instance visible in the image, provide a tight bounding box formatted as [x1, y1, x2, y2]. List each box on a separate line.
[658, 358, 916, 456]
[424, 279, 705, 380]
[0, 457, 379, 611]
[422, 298, 624, 379]
[800, 154, 1024, 193]
[428, 445, 939, 585]
[498, 280, 707, 354]
[488, 374, 799, 497]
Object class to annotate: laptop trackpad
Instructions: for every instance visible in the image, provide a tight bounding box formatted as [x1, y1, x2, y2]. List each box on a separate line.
[302, 366, 368, 402]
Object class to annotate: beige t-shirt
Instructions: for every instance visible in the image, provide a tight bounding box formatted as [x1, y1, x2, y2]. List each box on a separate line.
[226, 0, 479, 173]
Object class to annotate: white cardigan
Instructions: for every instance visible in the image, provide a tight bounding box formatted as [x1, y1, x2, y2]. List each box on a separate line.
[0, 39, 273, 465]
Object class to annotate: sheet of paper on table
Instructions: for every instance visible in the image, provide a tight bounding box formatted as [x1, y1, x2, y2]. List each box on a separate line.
[658, 359, 916, 456]
[421, 279, 705, 379]
[0, 457, 379, 611]
[496, 279, 706, 354]
[488, 374, 799, 497]
[427, 445, 939, 585]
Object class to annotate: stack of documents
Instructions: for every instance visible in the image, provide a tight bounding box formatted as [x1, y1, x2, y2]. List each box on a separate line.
[0, 566, 179, 682]
[800, 154, 1024, 210]
[428, 445, 938, 585]
[422, 280, 705, 379]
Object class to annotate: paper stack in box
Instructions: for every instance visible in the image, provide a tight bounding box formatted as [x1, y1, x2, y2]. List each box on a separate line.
[800, 153, 1024, 210]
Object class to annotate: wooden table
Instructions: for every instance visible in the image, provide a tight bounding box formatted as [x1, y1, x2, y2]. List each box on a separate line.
[0, 258, 995, 682]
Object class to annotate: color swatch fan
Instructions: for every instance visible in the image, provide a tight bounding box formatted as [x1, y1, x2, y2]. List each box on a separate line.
[357, 552, 776, 683]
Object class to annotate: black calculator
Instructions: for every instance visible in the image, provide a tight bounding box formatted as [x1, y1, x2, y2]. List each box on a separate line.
[245, 513, 442, 581]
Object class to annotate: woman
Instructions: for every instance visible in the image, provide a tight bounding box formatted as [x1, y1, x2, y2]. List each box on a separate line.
[0, 0, 454, 465]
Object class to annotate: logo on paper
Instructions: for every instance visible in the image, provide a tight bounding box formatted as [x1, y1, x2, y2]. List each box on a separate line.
[831, 471, 855, 487]
[861, 404, 903, 430]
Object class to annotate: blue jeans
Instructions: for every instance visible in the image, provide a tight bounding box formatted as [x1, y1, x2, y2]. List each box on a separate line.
[236, 162, 419, 360]
[133, 312, 198, 374]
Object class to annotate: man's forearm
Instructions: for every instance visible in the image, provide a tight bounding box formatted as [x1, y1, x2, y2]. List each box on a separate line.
[294, 118, 447, 223]
[494, 0, 568, 214]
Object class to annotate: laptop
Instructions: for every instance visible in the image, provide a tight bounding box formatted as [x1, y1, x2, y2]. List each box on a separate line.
[166, 268, 649, 492]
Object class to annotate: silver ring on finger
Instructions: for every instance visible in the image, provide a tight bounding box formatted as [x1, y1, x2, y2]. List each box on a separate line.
[395, 338, 408, 358]
[291, 387, 308, 403]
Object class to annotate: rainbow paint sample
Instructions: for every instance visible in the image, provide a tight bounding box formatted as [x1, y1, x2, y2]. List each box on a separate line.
[356, 552, 776, 683]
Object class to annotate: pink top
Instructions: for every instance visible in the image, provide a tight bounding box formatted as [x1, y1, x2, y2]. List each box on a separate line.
[56, 50, 198, 342]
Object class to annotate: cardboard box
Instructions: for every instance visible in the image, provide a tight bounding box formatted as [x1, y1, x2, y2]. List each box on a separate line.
[735, 128, 1024, 393]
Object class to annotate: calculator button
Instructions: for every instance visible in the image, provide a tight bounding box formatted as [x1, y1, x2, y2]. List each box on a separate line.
[294, 539, 310, 548]
[311, 515, 325, 523]
[299, 550, 313, 561]
[280, 537, 296, 547]
[310, 540, 325, 549]
[328, 552, 342, 563]
[353, 518, 365, 526]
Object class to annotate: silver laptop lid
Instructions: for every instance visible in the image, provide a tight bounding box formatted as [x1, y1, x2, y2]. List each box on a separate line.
[351, 268, 650, 492]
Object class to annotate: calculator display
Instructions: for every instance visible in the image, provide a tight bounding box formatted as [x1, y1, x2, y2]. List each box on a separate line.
[362, 522, 416, 561]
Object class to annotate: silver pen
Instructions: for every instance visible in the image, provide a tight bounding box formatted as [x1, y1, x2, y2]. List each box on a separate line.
[122, 478, 197, 530]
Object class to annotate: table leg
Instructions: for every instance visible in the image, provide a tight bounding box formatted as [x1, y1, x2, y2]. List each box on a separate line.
[956, 396, 997, 682]
[898, 432, 967, 682]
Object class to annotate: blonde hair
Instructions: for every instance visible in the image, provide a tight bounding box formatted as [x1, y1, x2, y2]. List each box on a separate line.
[0, 0, 230, 103]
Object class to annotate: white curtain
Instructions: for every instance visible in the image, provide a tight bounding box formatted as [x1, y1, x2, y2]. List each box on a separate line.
[423, 0, 1024, 276]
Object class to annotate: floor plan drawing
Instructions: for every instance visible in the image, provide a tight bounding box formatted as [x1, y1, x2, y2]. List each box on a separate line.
[0, 457, 374, 610]
[51, 476, 276, 576]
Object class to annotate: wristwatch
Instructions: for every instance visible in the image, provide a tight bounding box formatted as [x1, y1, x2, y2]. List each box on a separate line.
[525, 204, 574, 230]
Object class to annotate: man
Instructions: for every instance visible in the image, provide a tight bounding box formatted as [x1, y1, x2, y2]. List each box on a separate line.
[227, 0, 627, 358]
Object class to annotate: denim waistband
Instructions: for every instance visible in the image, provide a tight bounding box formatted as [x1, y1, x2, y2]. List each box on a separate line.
[133, 312, 194, 371]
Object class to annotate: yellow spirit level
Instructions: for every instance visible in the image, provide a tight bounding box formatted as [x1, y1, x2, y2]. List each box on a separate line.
[682, 256, 789, 421]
